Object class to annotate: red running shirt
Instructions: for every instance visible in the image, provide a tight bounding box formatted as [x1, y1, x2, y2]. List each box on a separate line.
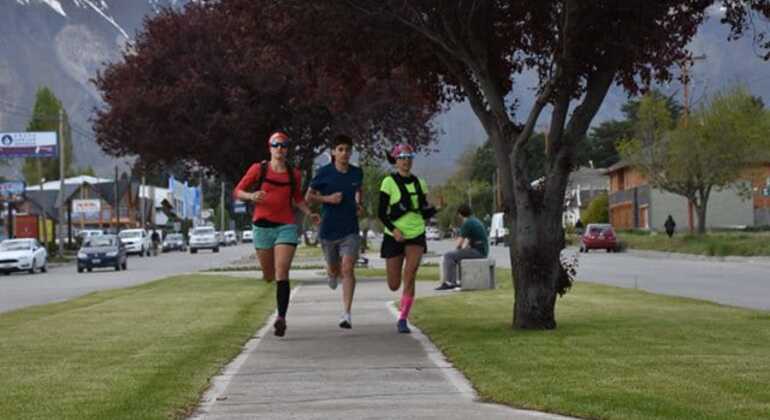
[234, 163, 305, 224]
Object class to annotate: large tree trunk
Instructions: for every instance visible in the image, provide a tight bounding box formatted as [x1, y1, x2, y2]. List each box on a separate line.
[695, 203, 707, 235]
[509, 207, 564, 329]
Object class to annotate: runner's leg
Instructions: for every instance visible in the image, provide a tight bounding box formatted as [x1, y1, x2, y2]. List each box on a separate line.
[257, 249, 275, 282]
[272, 243, 296, 337]
[385, 255, 404, 292]
[397, 244, 424, 333]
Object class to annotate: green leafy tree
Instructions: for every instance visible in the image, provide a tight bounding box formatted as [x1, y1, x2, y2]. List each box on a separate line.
[582, 193, 609, 224]
[618, 87, 770, 234]
[21, 87, 74, 184]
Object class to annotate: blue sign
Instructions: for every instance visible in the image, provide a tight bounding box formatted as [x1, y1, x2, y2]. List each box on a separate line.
[0, 181, 26, 202]
[233, 200, 247, 214]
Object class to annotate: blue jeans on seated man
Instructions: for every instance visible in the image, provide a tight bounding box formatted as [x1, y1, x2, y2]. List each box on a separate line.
[439, 248, 484, 289]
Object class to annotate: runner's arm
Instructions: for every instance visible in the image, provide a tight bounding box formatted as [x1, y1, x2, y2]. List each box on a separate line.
[233, 164, 259, 201]
[378, 191, 397, 232]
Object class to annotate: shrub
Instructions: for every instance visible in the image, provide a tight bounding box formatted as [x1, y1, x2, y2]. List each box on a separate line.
[582, 193, 609, 224]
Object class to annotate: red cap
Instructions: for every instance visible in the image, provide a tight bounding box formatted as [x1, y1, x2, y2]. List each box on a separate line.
[268, 131, 289, 145]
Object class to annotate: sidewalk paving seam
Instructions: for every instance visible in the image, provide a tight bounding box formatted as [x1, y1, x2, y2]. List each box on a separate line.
[385, 300, 477, 400]
[189, 286, 302, 420]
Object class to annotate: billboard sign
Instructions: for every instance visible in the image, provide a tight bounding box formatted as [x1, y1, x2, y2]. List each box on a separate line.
[72, 199, 101, 213]
[0, 132, 57, 158]
[0, 181, 26, 202]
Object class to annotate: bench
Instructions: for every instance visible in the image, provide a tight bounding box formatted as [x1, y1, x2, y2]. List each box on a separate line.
[440, 258, 496, 290]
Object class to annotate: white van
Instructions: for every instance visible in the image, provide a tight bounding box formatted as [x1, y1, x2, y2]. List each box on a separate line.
[489, 212, 509, 246]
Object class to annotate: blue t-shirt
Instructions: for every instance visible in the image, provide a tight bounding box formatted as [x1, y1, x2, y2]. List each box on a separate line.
[310, 163, 363, 241]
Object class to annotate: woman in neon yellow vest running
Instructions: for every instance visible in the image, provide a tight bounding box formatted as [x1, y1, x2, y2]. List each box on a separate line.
[378, 144, 436, 333]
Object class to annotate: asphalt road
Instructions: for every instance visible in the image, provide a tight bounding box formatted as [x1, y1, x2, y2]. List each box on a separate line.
[0, 243, 256, 314]
[425, 239, 770, 311]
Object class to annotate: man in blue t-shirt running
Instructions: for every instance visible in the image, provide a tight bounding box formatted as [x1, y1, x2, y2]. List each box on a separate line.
[306, 134, 363, 329]
[436, 204, 489, 290]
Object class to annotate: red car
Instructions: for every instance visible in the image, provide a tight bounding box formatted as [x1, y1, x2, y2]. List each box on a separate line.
[580, 223, 619, 253]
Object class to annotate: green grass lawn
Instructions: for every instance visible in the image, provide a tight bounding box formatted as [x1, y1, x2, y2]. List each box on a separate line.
[411, 272, 770, 420]
[618, 230, 770, 256]
[0, 275, 275, 420]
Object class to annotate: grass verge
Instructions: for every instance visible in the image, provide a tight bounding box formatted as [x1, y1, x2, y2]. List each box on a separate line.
[204, 264, 326, 272]
[0, 274, 275, 420]
[412, 279, 770, 420]
[618, 230, 770, 256]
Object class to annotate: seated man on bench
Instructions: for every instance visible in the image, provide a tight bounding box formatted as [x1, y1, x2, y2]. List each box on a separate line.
[436, 204, 490, 290]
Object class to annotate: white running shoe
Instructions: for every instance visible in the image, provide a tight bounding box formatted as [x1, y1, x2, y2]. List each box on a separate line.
[339, 313, 352, 329]
[328, 276, 338, 290]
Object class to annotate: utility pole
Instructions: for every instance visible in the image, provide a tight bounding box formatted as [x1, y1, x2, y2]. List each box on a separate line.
[57, 108, 65, 256]
[220, 180, 225, 231]
[40, 178, 47, 246]
[681, 54, 706, 232]
[141, 175, 146, 228]
[114, 166, 119, 233]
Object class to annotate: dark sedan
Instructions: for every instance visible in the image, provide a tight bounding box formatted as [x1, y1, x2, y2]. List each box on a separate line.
[162, 233, 187, 252]
[77, 235, 128, 273]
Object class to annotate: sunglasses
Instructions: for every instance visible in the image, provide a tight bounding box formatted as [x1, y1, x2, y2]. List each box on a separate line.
[396, 153, 415, 160]
[270, 142, 289, 149]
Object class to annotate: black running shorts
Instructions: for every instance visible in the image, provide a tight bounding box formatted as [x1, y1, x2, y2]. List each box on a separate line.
[380, 233, 427, 258]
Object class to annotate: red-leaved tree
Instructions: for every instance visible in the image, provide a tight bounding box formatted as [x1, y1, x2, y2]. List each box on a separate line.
[92, 0, 441, 182]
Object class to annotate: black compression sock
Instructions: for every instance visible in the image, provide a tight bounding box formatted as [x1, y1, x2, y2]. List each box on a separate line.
[276, 280, 290, 318]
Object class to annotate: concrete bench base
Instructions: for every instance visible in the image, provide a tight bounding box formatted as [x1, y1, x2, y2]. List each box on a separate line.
[459, 258, 496, 290]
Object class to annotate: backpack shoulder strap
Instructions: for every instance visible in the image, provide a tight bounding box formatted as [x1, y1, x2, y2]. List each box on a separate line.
[256, 161, 269, 190]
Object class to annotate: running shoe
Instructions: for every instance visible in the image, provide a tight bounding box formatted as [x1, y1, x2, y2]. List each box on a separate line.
[328, 276, 338, 290]
[434, 282, 457, 291]
[397, 319, 411, 334]
[339, 313, 352, 329]
[273, 317, 287, 337]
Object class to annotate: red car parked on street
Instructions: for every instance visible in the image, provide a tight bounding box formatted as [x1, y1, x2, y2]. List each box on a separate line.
[580, 223, 619, 253]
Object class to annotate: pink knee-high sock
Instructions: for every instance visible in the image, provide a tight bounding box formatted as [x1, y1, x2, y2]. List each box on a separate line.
[399, 295, 414, 321]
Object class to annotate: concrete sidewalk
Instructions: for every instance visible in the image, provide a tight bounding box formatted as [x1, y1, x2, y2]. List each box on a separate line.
[190, 278, 571, 420]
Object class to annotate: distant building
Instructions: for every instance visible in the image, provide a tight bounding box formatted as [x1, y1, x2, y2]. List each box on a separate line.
[563, 167, 609, 227]
[605, 162, 770, 231]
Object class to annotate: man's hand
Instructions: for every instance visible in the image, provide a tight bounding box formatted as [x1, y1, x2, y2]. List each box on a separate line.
[309, 213, 321, 225]
[392, 229, 405, 242]
[325, 192, 343, 205]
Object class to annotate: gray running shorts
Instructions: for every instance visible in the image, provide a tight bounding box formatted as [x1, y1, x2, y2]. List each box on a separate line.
[321, 233, 361, 265]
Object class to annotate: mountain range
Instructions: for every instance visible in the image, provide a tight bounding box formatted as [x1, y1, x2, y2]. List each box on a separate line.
[1, 1, 769, 184]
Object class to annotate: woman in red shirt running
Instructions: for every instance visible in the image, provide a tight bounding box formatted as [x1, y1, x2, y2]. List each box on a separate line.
[234, 131, 320, 337]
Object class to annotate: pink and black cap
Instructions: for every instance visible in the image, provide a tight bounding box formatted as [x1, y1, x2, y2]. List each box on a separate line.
[386, 144, 416, 164]
[268, 131, 290, 147]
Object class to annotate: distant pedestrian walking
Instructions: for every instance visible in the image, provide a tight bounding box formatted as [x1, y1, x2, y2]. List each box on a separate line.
[306, 134, 363, 329]
[233, 131, 320, 337]
[378, 144, 437, 333]
[436, 204, 488, 290]
[664, 215, 676, 238]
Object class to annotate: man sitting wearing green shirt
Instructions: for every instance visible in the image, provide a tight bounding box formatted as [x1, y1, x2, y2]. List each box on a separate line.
[436, 204, 490, 290]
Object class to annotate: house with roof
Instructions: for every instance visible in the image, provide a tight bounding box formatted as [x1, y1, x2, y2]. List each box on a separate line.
[605, 161, 770, 231]
[562, 167, 609, 227]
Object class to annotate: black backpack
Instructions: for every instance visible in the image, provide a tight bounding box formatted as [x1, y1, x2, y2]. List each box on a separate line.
[387, 173, 436, 221]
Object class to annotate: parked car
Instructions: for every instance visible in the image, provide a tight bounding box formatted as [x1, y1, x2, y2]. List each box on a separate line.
[162, 233, 187, 252]
[241, 230, 253, 243]
[118, 229, 151, 256]
[77, 229, 104, 242]
[189, 226, 220, 254]
[580, 223, 619, 252]
[77, 234, 127, 272]
[224, 230, 238, 246]
[0, 238, 48, 275]
[425, 226, 441, 241]
[489, 212, 509, 246]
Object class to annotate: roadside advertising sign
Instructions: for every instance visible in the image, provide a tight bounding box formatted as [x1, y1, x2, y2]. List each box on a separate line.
[72, 199, 102, 213]
[0, 132, 57, 158]
[0, 181, 26, 202]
